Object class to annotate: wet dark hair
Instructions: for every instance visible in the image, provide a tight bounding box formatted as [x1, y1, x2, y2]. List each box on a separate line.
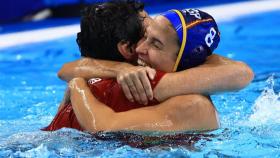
[76, 0, 145, 61]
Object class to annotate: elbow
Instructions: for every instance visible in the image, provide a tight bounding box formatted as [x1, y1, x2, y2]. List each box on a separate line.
[235, 62, 254, 89]
[57, 66, 64, 80]
[245, 63, 254, 83]
[57, 63, 71, 82]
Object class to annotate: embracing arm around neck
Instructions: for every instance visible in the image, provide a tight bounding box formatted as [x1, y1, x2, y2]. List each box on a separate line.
[58, 57, 131, 82]
[153, 54, 254, 102]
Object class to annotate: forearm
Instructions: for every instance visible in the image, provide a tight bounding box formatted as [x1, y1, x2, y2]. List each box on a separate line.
[167, 64, 249, 93]
[69, 78, 114, 132]
[58, 57, 133, 82]
[114, 95, 218, 132]
[154, 54, 254, 101]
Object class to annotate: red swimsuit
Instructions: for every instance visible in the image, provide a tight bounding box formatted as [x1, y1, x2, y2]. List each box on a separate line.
[43, 71, 165, 131]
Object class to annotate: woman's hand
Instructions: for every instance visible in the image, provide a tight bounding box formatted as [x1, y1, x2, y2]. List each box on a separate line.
[116, 66, 156, 105]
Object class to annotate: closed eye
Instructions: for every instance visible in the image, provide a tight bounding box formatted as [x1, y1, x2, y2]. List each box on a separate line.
[151, 38, 163, 49]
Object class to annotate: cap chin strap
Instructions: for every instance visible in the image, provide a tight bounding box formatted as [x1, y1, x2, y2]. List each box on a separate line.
[172, 9, 187, 72]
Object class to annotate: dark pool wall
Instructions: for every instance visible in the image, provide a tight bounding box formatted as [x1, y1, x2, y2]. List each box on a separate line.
[0, 0, 249, 24]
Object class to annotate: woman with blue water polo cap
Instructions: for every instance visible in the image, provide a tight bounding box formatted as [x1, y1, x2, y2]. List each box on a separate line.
[136, 8, 220, 72]
[163, 9, 220, 71]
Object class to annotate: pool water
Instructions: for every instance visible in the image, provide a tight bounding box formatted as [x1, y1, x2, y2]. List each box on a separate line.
[0, 10, 280, 158]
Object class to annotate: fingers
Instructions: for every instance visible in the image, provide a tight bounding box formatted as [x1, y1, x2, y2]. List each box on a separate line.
[124, 76, 141, 103]
[118, 70, 148, 104]
[117, 76, 135, 103]
[131, 73, 148, 105]
[139, 71, 153, 101]
[117, 66, 155, 105]
[146, 67, 156, 80]
[143, 67, 156, 100]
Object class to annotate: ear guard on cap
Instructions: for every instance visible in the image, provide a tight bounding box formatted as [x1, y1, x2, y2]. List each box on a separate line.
[161, 9, 220, 72]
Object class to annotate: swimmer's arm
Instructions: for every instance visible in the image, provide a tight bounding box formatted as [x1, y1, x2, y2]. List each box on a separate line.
[69, 78, 218, 132]
[58, 57, 130, 82]
[58, 57, 156, 105]
[154, 54, 254, 102]
[69, 77, 166, 132]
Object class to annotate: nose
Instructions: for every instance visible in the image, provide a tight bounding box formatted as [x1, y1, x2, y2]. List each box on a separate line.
[136, 38, 148, 55]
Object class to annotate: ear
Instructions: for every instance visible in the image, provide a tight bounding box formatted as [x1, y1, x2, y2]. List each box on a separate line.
[117, 41, 136, 60]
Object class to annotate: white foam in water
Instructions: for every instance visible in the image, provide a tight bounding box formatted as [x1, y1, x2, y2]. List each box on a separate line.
[248, 75, 280, 126]
[15, 144, 52, 158]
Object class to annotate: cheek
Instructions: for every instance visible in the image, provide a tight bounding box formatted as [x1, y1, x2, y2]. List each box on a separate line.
[147, 53, 160, 67]
[149, 51, 175, 71]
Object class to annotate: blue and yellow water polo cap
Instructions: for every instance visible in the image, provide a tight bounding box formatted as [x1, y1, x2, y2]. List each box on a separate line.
[161, 9, 220, 71]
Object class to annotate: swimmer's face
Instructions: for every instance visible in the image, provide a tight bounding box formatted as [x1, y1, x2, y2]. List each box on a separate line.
[136, 15, 179, 72]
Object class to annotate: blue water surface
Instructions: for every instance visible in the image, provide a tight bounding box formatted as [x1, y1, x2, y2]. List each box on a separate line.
[0, 10, 280, 158]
